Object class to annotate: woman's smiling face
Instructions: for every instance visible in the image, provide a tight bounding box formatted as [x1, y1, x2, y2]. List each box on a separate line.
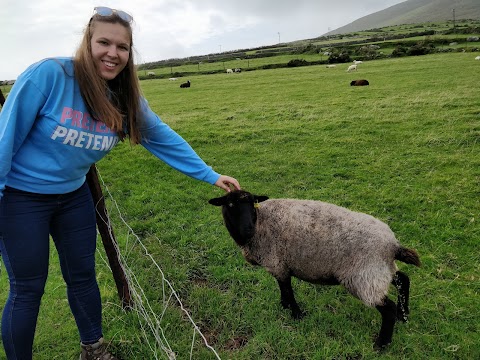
[90, 22, 131, 80]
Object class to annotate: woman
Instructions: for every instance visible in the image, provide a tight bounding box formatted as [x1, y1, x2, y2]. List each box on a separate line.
[0, 7, 240, 360]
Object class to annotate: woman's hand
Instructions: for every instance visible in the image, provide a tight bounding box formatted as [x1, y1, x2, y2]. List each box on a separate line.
[214, 175, 241, 192]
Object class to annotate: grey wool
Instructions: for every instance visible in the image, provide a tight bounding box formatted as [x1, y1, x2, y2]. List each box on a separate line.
[209, 190, 421, 349]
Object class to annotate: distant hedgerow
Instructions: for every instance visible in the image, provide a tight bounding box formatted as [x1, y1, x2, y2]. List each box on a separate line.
[287, 59, 309, 67]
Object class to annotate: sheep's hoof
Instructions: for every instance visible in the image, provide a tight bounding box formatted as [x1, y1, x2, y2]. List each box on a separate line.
[291, 309, 306, 320]
[397, 313, 409, 323]
[373, 337, 391, 351]
[397, 308, 409, 322]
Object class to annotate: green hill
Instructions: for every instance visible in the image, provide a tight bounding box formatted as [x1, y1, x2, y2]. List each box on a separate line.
[325, 0, 480, 35]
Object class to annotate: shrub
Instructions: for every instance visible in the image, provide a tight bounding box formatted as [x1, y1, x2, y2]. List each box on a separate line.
[392, 45, 408, 57]
[327, 49, 352, 64]
[407, 42, 436, 56]
[287, 59, 309, 67]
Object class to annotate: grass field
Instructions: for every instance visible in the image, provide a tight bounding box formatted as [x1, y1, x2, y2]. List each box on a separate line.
[139, 53, 326, 77]
[1, 51, 479, 359]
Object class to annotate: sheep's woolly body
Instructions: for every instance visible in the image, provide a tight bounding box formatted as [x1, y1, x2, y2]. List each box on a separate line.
[210, 190, 421, 348]
[243, 199, 399, 307]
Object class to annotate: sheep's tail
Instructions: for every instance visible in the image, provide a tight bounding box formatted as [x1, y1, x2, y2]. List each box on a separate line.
[395, 247, 421, 267]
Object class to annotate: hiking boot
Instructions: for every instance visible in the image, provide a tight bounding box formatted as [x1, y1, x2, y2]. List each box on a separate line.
[79, 337, 118, 360]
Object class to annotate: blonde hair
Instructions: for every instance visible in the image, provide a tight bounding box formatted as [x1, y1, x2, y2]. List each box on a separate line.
[74, 13, 142, 144]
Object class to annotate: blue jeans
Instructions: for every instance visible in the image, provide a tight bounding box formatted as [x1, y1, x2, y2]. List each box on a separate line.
[0, 182, 103, 359]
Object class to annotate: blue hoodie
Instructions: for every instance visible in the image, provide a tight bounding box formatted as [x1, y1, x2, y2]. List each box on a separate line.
[0, 58, 220, 199]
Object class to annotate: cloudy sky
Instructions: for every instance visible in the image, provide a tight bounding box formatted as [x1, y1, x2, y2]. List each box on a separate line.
[0, 0, 405, 80]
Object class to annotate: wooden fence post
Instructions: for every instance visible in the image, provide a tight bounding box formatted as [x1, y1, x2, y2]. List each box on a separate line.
[86, 164, 133, 309]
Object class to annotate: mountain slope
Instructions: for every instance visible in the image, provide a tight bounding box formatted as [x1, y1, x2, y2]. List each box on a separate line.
[325, 0, 480, 35]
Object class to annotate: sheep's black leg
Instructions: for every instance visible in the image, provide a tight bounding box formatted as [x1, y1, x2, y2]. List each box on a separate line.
[276, 277, 305, 319]
[374, 297, 397, 350]
[392, 271, 411, 322]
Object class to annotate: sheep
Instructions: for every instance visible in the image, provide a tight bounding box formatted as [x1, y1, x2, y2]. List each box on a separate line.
[180, 80, 191, 88]
[169, 77, 178, 81]
[326, 64, 336, 68]
[347, 64, 357, 72]
[234, 68, 242, 73]
[0, 89, 5, 107]
[209, 190, 421, 350]
[226, 68, 234, 74]
[475, 56, 480, 60]
[350, 79, 370, 86]
[147, 71, 155, 77]
[353, 60, 363, 65]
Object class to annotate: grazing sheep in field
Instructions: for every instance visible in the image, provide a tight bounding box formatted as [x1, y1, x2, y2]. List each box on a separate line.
[180, 80, 191, 88]
[353, 60, 363, 65]
[350, 79, 370, 86]
[147, 71, 155, 77]
[347, 64, 357, 72]
[326, 64, 336, 68]
[226, 68, 234, 74]
[209, 190, 421, 350]
[475, 56, 480, 60]
[235, 68, 242, 73]
[169, 77, 178, 81]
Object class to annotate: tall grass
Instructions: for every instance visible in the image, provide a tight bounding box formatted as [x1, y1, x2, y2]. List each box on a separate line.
[1, 52, 479, 359]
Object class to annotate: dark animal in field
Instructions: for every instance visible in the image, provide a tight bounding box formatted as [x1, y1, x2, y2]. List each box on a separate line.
[351, 79, 369, 86]
[0, 89, 5, 106]
[209, 190, 421, 350]
[180, 80, 191, 88]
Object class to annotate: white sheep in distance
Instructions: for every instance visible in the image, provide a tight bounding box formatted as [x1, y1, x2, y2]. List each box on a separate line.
[347, 64, 357, 72]
[326, 64, 337, 68]
[475, 56, 480, 60]
[226, 68, 234, 74]
[209, 190, 421, 350]
[353, 60, 363, 65]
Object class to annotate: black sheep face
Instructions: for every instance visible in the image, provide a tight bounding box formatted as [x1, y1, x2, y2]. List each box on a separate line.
[209, 190, 268, 245]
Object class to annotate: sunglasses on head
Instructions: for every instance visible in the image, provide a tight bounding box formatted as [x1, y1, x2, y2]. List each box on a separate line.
[94, 6, 133, 23]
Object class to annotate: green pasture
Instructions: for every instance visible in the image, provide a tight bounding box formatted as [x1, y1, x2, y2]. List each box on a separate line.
[139, 53, 326, 77]
[141, 31, 480, 78]
[1, 52, 479, 359]
[2, 20, 479, 85]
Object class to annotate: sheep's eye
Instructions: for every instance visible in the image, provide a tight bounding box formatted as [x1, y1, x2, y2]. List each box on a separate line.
[228, 203, 234, 208]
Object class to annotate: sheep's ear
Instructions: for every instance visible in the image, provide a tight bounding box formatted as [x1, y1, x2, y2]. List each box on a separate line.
[208, 196, 227, 206]
[254, 195, 269, 203]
